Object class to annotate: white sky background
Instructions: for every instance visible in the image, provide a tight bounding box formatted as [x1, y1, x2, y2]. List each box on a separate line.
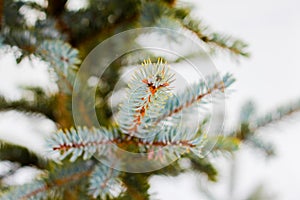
[0, 0, 300, 199]
[150, 0, 300, 200]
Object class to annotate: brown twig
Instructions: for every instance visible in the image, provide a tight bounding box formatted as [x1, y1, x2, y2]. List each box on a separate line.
[52, 135, 196, 152]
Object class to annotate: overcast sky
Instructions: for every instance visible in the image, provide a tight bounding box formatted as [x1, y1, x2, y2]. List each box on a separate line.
[151, 0, 300, 199]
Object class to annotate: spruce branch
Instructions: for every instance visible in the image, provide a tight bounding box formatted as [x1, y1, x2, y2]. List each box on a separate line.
[48, 127, 120, 162]
[37, 40, 80, 73]
[89, 164, 124, 199]
[188, 155, 218, 182]
[155, 73, 235, 125]
[246, 136, 275, 157]
[0, 161, 94, 200]
[36, 39, 96, 127]
[36, 40, 80, 91]
[141, 126, 206, 160]
[254, 99, 300, 130]
[228, 99, 300, 157]
[210, 136, 241, 154]
[47, 58, 236, 198]
[49, 125, 207, 163]
[0, 180, 47, 200]
[35, 39, 92, 128]
[248, 99, 300, 156]
[145, 2, 249, 57]
[180, 16, 250, 57]
[118, 58, 175, 135]
[1, 0, 61, 61]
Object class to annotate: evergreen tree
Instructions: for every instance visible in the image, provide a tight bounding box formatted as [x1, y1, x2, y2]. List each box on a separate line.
[0, 0, 299, 199]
